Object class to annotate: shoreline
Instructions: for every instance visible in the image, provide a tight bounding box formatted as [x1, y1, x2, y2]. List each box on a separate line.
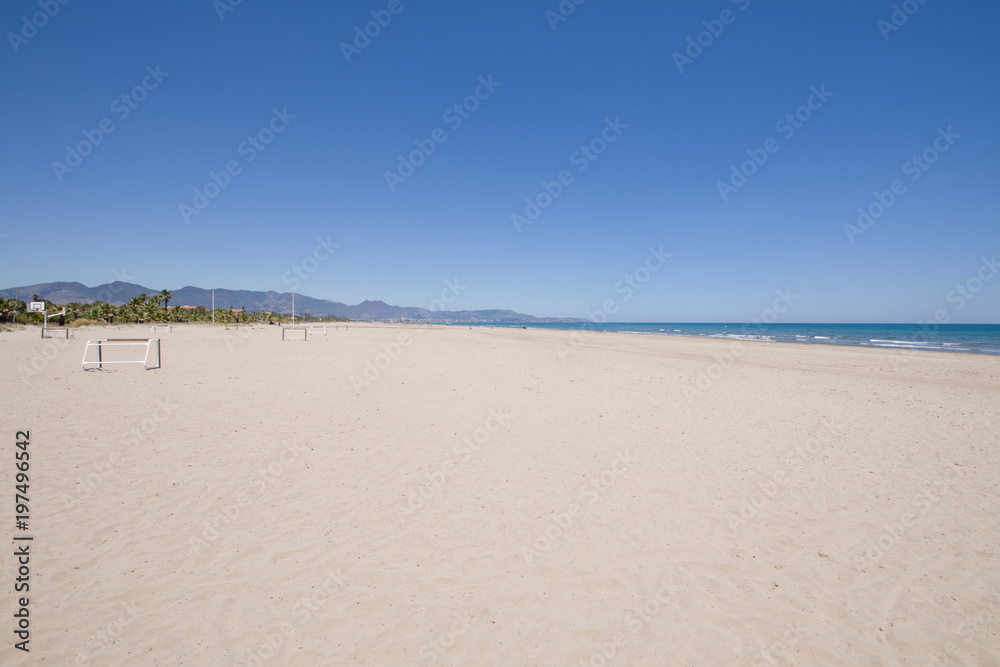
[7, 318, 1000, 356]
[462, 322, 1000, 356]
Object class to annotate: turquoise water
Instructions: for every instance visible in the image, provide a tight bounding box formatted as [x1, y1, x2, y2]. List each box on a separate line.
[462, 323, 1000, 355]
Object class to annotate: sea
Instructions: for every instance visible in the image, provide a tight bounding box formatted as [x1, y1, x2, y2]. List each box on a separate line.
[457, 323, 1000, 356]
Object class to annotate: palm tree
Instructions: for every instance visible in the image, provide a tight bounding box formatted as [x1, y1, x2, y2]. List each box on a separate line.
[141, 298, 159, 323]
[94, 301, 114, 324]
[124, 295, 148, 323]
[158, 289, 172, 310]
[0, 298, 15, 323]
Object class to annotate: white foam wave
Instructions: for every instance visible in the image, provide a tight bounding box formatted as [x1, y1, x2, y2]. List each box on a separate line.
[870, 342, 942, 349]
[870, 339, 947, 348]
[709, 334, 775, 341]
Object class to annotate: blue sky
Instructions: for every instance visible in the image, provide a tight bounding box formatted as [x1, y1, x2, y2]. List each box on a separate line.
[1, 0, 998, 322]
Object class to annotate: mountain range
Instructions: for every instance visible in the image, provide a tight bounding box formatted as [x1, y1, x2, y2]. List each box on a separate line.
[0, 281, 584, 323]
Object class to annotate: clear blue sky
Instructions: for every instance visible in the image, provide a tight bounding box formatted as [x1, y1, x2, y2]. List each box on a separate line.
[2, 1, 998, 322]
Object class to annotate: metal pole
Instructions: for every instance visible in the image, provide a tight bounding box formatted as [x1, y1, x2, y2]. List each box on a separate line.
[292, 292, 295, 325]
[212, 290, 215, 324]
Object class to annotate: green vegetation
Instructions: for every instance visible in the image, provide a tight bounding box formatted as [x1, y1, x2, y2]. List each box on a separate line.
[0, 294, 350, 326]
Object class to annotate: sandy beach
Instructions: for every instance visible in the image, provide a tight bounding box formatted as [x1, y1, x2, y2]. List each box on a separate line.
[1, 323, 998, 665]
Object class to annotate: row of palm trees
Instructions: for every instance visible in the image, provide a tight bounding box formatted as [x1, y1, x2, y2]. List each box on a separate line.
[1, 292, 347, 326]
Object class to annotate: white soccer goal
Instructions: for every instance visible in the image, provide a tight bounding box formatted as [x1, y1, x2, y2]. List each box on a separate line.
[309, 325, 327, 335]
[282, 328, 308, 341]
[82, 338, 161, 370]
[42, 328, 74, 339]
[150, 324, 172, 333]
[225, 323, 240, 330]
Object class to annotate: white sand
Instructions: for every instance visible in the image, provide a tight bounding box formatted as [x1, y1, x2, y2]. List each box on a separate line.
[1, 323, 999, 665]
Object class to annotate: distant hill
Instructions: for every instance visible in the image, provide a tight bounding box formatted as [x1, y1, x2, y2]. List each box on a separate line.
[0, 281, 584, 323]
